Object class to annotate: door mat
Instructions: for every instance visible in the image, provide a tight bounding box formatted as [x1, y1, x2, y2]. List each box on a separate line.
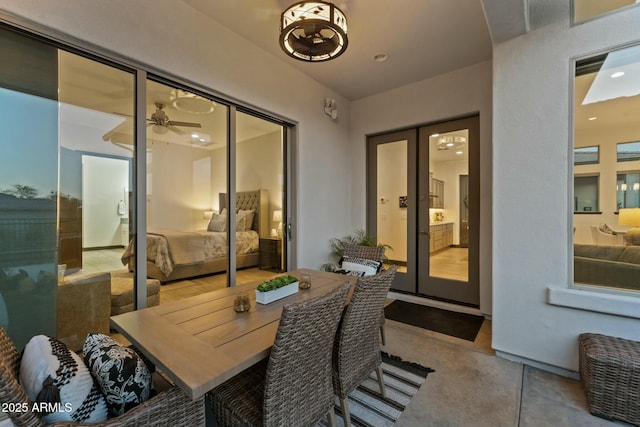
[384, 300, 484, 342]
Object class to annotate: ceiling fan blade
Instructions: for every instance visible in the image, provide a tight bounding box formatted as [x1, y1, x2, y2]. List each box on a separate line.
[169, 120, 201, 128]
[167, 125, 185, 135]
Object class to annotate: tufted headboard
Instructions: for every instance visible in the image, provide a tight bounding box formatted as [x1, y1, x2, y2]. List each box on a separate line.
[219, 189, 269, 237]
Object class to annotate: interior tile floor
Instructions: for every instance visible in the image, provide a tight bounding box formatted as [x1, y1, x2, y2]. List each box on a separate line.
[383, 317, 631, 427]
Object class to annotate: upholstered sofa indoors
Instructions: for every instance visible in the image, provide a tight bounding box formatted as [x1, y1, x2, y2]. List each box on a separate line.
[574, 244, 640, 291]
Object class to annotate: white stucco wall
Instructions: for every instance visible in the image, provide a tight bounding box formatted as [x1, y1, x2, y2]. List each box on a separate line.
[492, 7, 640, 372]
[0, 0, 352, 269]
[349, 60, 493, 315]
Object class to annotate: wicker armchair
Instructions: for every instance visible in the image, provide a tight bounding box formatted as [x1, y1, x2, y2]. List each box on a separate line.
[342, 243, 388, 345]
[0, 326, 205, 427]
[207, 282, 351, 427]
[332, 266, 397, 427]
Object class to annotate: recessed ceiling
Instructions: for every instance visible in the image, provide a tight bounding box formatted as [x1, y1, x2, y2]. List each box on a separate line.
[180, 0, 493, 101]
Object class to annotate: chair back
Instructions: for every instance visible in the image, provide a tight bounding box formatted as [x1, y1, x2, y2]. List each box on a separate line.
[342, 243, 385, 263]
[263, 282, 350, 427]
[333, 266, 397, 398]
[0, 327, 46, 427]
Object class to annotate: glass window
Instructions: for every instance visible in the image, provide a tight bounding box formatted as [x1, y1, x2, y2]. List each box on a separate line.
[573, 43, 640, 294]
[574, 146, 599, 165]
[617, 172, 640, 209]
[574, 175, 599, 212]
[617, 141, 640, 162]
[573, 0, 639, 23]
[236, 111, 286, 276]
[0, 27, 136, 350]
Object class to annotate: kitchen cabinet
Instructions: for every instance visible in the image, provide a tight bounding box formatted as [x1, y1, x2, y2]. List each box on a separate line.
[430, 178, 444, 208]
[429, 222, 453, 253]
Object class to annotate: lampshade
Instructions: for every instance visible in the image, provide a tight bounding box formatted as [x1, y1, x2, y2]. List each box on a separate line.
[279, 1, 348, 62]
[619, 208, 640, 245]
[619, 208, 640, 226]
[272, 210, 283, 222]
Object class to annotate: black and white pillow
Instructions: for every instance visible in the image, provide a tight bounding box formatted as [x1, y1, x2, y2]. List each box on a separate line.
[19, 335, 108, 424]
[83, 334, 152, 416]
[340, 256, 382, 276]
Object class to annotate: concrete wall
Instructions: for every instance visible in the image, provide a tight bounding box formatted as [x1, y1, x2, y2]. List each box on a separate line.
[492, 6, 640, 372]
[349, 60, 493, 315]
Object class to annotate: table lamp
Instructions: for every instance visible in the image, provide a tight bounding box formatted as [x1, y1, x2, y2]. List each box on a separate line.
[619, 208, 640, 245]
[272, 210, 283, 238]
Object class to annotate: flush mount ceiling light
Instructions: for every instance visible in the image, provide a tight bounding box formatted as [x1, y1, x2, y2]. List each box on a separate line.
[437, 135, 466, 151]
[169, 89, 216, 114]
[279, 1, 348, 62]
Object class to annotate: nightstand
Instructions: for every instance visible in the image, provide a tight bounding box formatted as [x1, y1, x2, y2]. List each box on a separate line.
[259, 238, 282, 271]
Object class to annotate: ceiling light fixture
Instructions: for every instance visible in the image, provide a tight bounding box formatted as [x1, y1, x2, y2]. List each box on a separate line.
[611, 71, 625, 78]
[373, 53, 388, 62]
[279, 1, 348, 62]
[437, 135, 466, 151]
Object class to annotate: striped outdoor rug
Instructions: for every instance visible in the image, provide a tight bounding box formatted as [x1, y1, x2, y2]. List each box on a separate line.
[317, 352, 434, 427]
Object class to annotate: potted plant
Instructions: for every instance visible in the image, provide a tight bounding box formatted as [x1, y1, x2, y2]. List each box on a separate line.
[255, 274, 299, 304]
[321, 229, 392, 272]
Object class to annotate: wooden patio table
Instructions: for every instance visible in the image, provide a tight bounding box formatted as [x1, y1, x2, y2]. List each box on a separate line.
[110, 268, 357, 400]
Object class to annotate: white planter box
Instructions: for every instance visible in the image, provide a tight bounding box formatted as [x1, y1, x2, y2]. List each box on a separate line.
[255, 282, 298, 304]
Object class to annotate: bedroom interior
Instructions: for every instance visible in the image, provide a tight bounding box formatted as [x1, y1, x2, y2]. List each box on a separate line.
[24, 49, 290, 347]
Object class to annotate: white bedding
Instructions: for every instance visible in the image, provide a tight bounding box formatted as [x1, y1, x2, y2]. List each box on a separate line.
[121, 229, 259, 276]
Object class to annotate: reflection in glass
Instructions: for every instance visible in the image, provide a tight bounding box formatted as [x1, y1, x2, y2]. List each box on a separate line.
[236, 111, 285, 275]
[617, 172, 640, 209]
[144, 79, 229, 290]
[376, 140, 407, 269]
[617, 141, 640, 162]
[574, 146, 599, 165]
[574, 43, 640, 292]
[428, 130, 469, 282]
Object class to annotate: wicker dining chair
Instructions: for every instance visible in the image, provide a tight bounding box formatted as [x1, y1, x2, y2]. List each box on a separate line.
[207, 282, 351, 427]
[332, 266, 397, 427]
[0, 326, 205, 427]
[342, 242, 388, 345]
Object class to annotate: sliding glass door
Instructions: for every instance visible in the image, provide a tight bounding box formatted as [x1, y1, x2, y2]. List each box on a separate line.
[0, 21, 293, 348]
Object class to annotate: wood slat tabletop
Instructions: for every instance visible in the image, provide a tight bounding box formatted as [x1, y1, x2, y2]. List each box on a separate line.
[110, 268, 356, 400]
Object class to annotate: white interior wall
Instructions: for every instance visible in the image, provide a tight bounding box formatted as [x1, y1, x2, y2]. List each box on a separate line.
[0, 0, 352, 269]
[376, 141, 408, 262]
[82, 155, 128, 247]
[349, 60, 493, 315]
[492, 6, 640, 372]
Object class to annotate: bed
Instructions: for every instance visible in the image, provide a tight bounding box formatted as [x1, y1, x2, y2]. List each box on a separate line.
[121, 189, 269, 283]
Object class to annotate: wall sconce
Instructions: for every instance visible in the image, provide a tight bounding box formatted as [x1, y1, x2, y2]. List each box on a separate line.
[324, 98, 338, 120]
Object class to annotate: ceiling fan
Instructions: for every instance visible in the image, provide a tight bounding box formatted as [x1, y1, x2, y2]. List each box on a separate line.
[148, 102, 201, 135]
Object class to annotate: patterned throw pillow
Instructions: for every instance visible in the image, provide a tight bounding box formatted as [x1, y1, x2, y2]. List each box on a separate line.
[207, 208, 227, 232]
[83, 334, 152, 416]
[237, 209, 255, 231]
[19, 335, 108, 424]
[340, 256, 382, 276]
[599, 223, 616, 235]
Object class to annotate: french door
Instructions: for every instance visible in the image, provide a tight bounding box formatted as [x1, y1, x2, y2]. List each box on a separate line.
[367, 115, 480, 306]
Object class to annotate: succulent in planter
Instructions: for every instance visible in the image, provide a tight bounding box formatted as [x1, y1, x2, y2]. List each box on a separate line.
[256, 275, 298, 292]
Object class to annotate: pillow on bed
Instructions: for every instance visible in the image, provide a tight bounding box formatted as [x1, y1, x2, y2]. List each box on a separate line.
[208, 209, 227, 232]
[237, 209, 255, 231]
